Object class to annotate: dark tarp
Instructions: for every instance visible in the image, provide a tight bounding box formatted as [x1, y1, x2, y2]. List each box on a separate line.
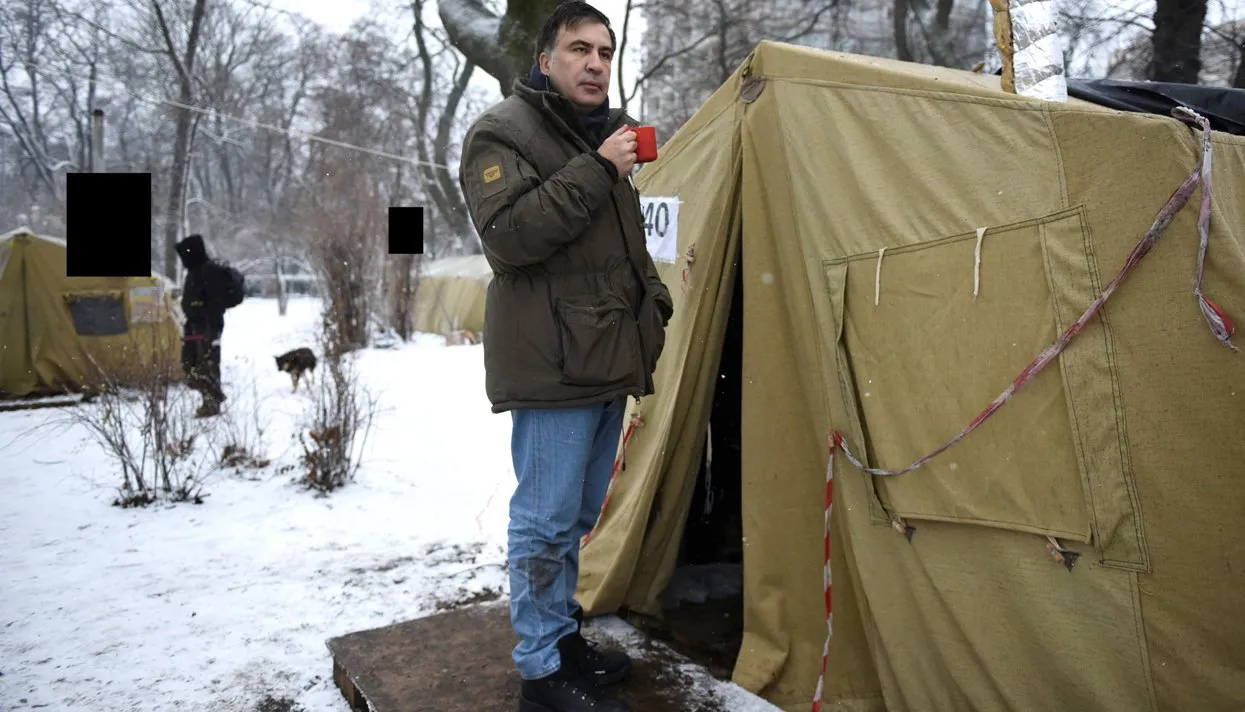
[1066, 78, 1245, 135]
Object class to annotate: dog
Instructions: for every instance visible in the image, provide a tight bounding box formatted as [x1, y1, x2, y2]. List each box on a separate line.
[446, 329, 479, 346]
[275, 347, 317, 392]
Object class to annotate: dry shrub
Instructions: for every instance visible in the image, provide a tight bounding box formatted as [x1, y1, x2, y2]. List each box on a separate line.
[296, 328, 376, 493]
[217, 376, 272, 476]
[61, 352, 212, 507]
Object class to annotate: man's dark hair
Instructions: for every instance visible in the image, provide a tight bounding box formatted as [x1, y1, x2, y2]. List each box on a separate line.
[534, 1, 616, 65]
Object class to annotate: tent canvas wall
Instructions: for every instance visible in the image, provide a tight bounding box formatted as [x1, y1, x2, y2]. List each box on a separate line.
[411, 254, 491, 337]
[575, 41, 1245, 712]
[0, 228, 184, 398]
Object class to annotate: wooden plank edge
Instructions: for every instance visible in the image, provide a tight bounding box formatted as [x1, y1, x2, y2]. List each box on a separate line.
[0, 397, 82, 412]
[331, 651, 372, 712]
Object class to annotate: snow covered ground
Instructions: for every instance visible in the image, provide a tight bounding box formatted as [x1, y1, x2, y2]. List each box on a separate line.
[0, 297, 779, 712]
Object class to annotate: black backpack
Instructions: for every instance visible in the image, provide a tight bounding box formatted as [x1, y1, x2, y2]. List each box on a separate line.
[217, 262, 246, 309]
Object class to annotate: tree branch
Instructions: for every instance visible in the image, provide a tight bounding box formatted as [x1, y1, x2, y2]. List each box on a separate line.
[616, 0, 634, 111]
[624, 29, 718, 107]
[438, 0, 508, 89]
[150, 0, 191, 86]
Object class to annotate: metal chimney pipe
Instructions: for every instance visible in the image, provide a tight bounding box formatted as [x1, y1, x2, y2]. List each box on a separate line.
[91, 109, 105, 172]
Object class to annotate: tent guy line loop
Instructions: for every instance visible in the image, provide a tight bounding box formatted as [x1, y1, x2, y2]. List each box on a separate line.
[827, 106, 1229, 483]
[973, 227, 987, 299]
[20, 60, 451, 171]
[873, 247, 886, 306]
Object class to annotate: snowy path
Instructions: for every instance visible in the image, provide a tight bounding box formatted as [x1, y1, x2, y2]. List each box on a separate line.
[0, 296, 778, 712]
[0, 298, 514, 711]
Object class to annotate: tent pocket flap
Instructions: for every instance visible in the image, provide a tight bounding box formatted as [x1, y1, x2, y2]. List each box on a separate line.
[824, 261, 890, 524]
[822, 206, 1147, 568]
[1038, 209, 1148, 570]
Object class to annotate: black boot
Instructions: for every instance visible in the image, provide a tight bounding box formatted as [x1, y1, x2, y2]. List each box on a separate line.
[569, 607, 632, 686]
[518, 635, 631, 712]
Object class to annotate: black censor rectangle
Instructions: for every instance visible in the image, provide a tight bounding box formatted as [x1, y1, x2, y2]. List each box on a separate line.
[66, 173, 152, 278]
[388, 206, 426, 255]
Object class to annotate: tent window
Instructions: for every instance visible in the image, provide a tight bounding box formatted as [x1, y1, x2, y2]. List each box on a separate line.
[66, 294, 128, 336]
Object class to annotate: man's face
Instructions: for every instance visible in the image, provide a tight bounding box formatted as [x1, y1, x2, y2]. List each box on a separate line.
[539, 20, 613, 112]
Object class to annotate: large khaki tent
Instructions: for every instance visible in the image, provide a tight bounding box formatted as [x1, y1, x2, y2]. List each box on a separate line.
[0, 228, 184, 398]
[411, 254, 491, 338]
[575, 41, 1245, 711]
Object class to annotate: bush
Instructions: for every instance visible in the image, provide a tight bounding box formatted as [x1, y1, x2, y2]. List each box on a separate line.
[60, 356, 213, 507]
[296, 323, 376, 493]
[217, 376, 272, 476]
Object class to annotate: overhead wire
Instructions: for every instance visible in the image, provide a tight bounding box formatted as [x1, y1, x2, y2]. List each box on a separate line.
[17, 59, 454, 172]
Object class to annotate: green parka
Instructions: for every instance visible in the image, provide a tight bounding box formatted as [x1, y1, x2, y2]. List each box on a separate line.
[459, 78, 673, 413]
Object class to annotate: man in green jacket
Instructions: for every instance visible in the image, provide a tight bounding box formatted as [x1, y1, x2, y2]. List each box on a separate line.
[458, 3, 673, 711]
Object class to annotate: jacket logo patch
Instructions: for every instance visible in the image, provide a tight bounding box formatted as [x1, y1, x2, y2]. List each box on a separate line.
[483, 165, 502, 183]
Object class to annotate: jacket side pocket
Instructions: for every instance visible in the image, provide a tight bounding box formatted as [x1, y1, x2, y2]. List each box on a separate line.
[555, 292, 639, 387]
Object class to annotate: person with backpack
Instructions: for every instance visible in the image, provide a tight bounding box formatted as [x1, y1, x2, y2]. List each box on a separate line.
[174, 234, 245, 417]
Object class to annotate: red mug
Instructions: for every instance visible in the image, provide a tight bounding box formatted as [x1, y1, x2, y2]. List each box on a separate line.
[633, 125, 658, 163]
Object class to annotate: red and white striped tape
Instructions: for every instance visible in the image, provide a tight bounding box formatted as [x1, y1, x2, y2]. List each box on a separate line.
[582, 411, 643, 545]
[810, 107, 1232, 711]
[811, 434, 837, 712]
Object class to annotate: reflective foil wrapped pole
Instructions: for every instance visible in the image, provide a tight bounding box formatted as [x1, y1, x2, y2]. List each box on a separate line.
[989, 0, 1068, 102]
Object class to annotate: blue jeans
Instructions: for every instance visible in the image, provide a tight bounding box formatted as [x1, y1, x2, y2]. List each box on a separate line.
[508, 397, 625, 680]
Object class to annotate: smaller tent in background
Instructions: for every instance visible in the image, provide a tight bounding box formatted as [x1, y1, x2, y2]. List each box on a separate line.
[411, 254, 491, 341]
[0, 227, 184, 398]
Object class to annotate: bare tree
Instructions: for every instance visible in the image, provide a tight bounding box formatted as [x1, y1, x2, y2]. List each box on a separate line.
[1057, 0, 1149, 77]
[1079, 2, 1245, 87]
[148, 0, 210, 280]
[296, 27, 403, 353]
[300, 146, 385, 355]
[411, 0, 476, 243]
[899, 0, 987, 67]
[0, 0, 84, 208]
[636, 0, 928, 140]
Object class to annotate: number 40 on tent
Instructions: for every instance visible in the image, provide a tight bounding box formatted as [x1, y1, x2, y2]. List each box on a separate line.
[640, 196, 680, 265]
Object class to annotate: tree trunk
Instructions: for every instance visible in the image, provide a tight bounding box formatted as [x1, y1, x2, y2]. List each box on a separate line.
[616, 0, 634, 112]
[412, 0, 476, 243]
[1233, 41, 1245, 89]
[154, 0, 210, 279]
[433, 60, 476, 240]
[1148, 0, 1207, 83]
[894, 0, 913, 62]
[499, 0, 563, 92]
[439, 0, 566, 96]
[275, 256, 288, 316]
[928, 0, 957, 67]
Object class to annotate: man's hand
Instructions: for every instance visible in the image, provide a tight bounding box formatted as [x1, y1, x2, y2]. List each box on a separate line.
[597, 125, 637, 178]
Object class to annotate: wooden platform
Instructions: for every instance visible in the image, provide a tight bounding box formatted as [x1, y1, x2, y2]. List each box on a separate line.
[325, 601, 777, 712]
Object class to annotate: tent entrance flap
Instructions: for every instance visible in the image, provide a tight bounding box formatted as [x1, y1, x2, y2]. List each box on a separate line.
[653, 250, 745, 680]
